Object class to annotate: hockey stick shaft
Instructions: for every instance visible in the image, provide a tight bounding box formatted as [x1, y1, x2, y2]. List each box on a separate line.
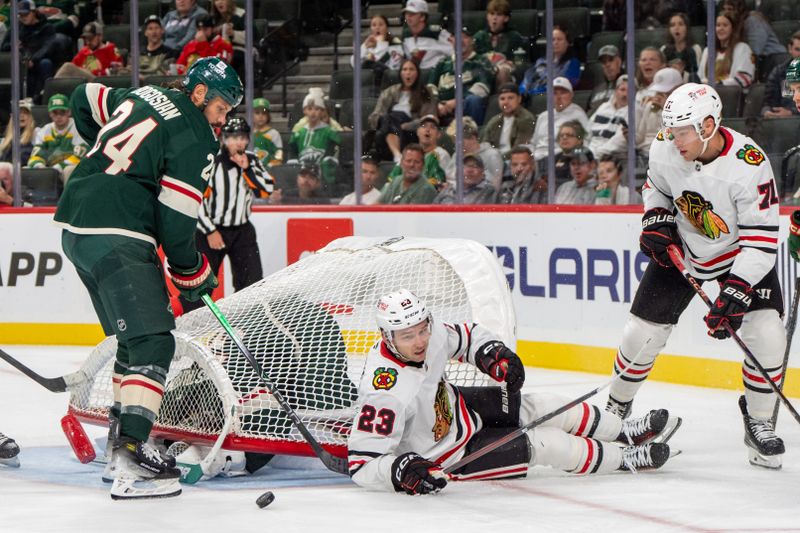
[201, 294, 349, 475]
[666, 245, 800, 425]
[772, 276, 800, 424]
[443, 338, 652, 475]
[0, 347, 85, 393]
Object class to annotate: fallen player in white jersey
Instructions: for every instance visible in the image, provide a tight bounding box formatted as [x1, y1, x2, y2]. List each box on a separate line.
[347, 289, 681, 495]
[606, 82, 786, 469]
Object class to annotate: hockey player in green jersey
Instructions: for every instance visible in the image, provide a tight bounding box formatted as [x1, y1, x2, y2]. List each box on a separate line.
[27, 93, 88, 183]
[54, 56, 243, 500]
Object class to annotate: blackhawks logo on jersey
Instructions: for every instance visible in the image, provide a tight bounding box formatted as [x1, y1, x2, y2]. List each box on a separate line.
[372, 367, 398, 390]
[736, 144, 765, 166]
[675, 190, 730, 239]
[432, 381, 453, 442]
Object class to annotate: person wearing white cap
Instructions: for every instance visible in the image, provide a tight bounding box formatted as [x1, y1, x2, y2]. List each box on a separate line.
[400, 0, 453, 70]
[286, 88, 341, 188]
[527, 76, 591, 161]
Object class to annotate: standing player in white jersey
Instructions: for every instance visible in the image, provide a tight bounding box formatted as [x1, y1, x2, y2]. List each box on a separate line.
[605, 83, 786, 469]
[347, 289, 679, 495]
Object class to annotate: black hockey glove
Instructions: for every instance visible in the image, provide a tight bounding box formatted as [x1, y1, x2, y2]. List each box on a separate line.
[640, 208, 682, 268]
[476, 341, 525, 394]
[391, 453, 448, 495]
[704, 275, 753, 339]
[168, 252, 218, 302]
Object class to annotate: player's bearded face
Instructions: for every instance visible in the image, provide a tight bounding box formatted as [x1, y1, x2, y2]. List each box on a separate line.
[203, 97, 233, 129]
[666, 125, 702, 161]
[392, 320, 432, 362]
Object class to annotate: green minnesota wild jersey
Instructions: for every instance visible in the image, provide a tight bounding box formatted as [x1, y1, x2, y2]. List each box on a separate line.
[28, 118, 87, 169]
[252, 126, 283, 167]
[54, 82, 219, 269]
[287, 124, 340, 184]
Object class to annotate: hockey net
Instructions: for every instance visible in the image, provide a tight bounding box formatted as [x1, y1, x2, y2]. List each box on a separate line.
[67, 236, 516, 458]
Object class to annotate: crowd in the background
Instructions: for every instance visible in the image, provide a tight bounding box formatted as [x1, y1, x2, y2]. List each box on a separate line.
[2, 0, 800, 207]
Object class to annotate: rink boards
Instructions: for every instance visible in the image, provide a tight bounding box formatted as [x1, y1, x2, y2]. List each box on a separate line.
[1, 205, 798, 395]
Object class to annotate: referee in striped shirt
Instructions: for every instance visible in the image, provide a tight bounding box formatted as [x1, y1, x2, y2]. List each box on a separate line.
[180, 116, 275, 313]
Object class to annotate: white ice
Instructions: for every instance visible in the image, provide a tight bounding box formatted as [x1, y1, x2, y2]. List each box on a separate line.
[2, 345, 800, 533]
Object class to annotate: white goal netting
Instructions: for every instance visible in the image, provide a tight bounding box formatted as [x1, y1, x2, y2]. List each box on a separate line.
[67, 236, 515, 457]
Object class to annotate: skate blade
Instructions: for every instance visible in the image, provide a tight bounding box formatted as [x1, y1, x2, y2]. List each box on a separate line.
[0, 456, 20, 468]
[652, 417, 683, 445]
[110, 476, 182, 500]
[748, 448, 782, 470]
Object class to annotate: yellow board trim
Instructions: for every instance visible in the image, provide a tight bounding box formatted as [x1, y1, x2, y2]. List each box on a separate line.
[518, 340, 800, 398]
[0, 323, 105, 346]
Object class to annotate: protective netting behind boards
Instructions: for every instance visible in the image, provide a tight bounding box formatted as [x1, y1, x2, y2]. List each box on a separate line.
[69, 244, 491, 452]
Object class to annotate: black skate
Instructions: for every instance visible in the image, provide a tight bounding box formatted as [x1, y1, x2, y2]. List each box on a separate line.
[739, 395, 784, 470]
[110, 436, 181, 500]
[618, 409, 683, 446]
[619, 442, 672, 473]
[0, 432, 20, 468]
[606, 396, 633, 420]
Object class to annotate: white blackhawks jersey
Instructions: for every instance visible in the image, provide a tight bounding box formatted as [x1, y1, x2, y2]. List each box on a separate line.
[347, 320, 496, 492]
[644, 126, 779, 284]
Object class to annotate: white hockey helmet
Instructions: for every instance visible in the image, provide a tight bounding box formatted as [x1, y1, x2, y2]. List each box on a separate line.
[661, 83, 722, 149]
[375, 289, 430, 333]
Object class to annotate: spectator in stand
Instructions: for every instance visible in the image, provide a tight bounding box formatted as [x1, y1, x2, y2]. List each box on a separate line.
[602, 0, 640, 32]
[0, 162, 14, 208]
[252, 98, 283, 167]
[588, 45, 624, 114]
[292, 89, 346, 134]
[175, 15, 233, 73]
[588, 75, 629, 159]
[554, 147, 597, 205]
[699, 13, 755, 88]
[1, 1, 71, 99]
[720, 0, 786, 59]
[520, 26, 581, 97]
[528, 77, 590, 161]
[280, 165, 331, 205]
[181, 116, 274, 313]
[472, 0, 526, 87]
[481, 82, 536, 158]
[378, 143, 437, 204]
[635, 47, 666, 99]
[400, 0, 453, 70]
[139, 14, 178, 78]
[351, 14, 404, 83]
[340, 156, 383, 205]
[287, 88, 341, 190]
[498, 145, 545, 204]
[435, 154, 498, 204]
[34, 0, 80, 37]
[27, 93, 87, 183]
[386, 114, 450, 189]
[369, 58, 437, 163]
[660, 12, 702, 83]
[445, 116, 503, 189]
[594, 155, 640, 205]
[762, 31, 800, 118]
[547, 120, 590, 185]
[209, 0, 246, 75]
[0, 99, 38, 163]
[429, 26, 493, 126]
[163, 0, 208, 51]
[54, 22, 124, 80]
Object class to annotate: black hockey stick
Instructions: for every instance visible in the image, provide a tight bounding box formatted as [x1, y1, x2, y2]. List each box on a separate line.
[443, 337, 653, 476]
[666, 245, 800, 426]
[0, 348, 86, 393]
[201, 294, 349, 476]
[772, 274, 800, 424]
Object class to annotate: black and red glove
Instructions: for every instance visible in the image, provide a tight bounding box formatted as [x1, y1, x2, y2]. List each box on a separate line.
[475, 341, 525, 394]
[704, 275, 753, 339]
[168, 253, 218, 302]
[391, 453, 448, 495]
[640, 208, 682, 268]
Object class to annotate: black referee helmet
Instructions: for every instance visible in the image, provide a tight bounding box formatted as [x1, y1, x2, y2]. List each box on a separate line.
[222, 116, 251, 136]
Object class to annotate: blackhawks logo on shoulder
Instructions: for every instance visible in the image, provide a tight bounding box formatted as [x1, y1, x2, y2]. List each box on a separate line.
[373, 367, 398, 390]
[675, 190, 730, 240]
[736, 144, 765, 166]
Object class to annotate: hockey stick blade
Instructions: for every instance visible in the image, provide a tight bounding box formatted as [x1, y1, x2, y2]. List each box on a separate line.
[201, 294, 349, 476]
[444, 337, 654, 476]
[0, 347, 86, 393]
[666, 244, 800, 426]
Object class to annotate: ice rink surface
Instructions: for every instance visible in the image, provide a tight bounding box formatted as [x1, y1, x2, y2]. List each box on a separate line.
[2, 345, 800, 533]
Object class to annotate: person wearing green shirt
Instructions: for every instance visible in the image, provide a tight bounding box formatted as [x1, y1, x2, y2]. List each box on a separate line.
[27, 93, 88, 183]
[473, 0, 526, 86]
[379, 143, 437, 204]
[251, 97, 283, 167]
[287, 89, 340, 189]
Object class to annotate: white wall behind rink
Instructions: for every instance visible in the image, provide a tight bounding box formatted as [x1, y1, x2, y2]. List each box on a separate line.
[1, 206, 797, 366]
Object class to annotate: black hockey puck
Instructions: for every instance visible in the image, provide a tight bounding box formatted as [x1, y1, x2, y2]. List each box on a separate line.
[256, 491, 275, 508]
